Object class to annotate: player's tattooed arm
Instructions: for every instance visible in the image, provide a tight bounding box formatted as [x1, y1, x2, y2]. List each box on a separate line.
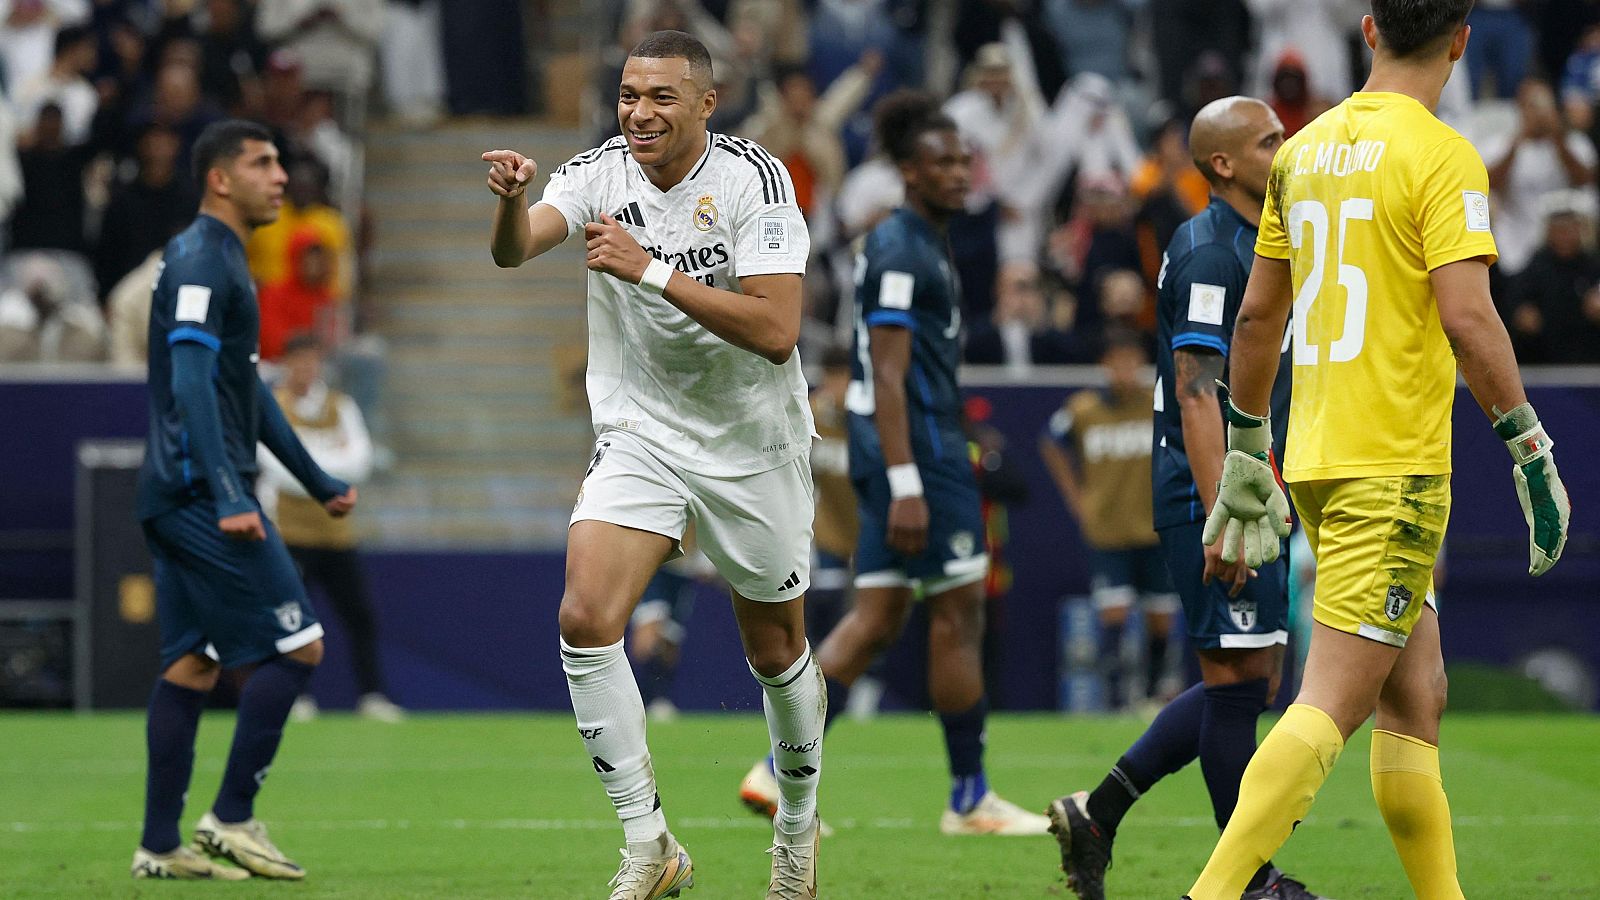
[1174, 347, 1227, 512]
[1176, 346, 1254, 594]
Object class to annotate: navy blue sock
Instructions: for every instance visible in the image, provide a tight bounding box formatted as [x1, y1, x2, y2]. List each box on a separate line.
[823, 675, 850, 732]
[141, 679, 208, 853]
[940, 696, 989, 813]
[213, 657, 314, 823]
[1086, 681, 1205, 833]
[638, 655, 673, 706]
[1199, 678, 1270, 830]
[1099, 620, 1126, 708]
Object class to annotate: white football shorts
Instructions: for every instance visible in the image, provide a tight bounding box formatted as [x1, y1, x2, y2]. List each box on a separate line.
[571, 428, 814, 603]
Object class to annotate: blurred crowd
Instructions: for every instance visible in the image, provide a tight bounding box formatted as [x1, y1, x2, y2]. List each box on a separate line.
[0, 0, 452, 365]
[595, 0, 1600, 367]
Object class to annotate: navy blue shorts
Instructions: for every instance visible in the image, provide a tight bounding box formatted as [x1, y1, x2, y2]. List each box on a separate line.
[1089, 545, 1178, 612]
[143, 499, 321, 670]
[1157, 521, 1288, 651]
[853, 458, 988, 592]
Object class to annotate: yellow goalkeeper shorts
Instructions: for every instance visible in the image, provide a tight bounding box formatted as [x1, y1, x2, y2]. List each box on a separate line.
[1290, 474, 1451, 647]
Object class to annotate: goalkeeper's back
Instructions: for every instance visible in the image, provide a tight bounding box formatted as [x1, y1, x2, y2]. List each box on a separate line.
[1256, 91, 1498, 484]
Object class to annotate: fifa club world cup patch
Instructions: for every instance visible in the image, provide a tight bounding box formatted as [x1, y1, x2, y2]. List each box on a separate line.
[1188, 283, 1226, 326]
[759, 215, 788, 253]
[1463, 190, 1491, 232]
[1384, 583, 1414, 622]
[694, 195, 717, 232]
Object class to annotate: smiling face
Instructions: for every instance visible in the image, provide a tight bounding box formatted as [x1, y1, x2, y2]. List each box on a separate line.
[617, 54, 716, 171]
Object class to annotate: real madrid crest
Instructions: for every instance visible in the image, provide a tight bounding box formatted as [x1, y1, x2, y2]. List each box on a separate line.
[694, 195, 718, 232]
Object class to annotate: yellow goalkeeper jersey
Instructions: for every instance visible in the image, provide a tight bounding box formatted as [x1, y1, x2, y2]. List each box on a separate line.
[1257, 91, 1499, 482]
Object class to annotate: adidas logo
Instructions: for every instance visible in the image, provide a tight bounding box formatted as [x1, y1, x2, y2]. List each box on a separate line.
[779, 571, 801, 592]
[778, 765, 817, 779]
[612, 201, 647, 227]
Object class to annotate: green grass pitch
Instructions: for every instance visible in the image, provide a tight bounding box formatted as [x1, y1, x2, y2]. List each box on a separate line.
[3, 712, 1598, 897]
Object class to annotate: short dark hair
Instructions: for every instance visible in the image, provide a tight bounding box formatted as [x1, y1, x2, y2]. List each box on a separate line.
[629, 30, 713, 88]
[54, 24, 94, 59]
[281, 332, 322, 357]
[874, 90, 958, 164]
[191, 119, 274, 185]
[1371, 0, 1475, 57]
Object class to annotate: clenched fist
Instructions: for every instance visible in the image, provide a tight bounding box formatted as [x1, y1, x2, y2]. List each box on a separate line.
[585, 213, 652, 284]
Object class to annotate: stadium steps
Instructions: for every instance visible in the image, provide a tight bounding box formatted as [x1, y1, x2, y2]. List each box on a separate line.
[359, 119, 594, 548]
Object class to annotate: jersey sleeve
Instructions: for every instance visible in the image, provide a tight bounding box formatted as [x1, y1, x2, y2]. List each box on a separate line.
[855, 235, 921, 331]
[731, 153, 810, 277]
[158, 251, 231, 352]
[534, 153, 600, 237]
[1416, 136, 1500, 271]
[1167, 245, 1244, 357]
[1255, 158, 1293, 260]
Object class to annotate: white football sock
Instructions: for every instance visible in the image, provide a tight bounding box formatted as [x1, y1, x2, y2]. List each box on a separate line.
[560, 637, 666, 843]
[752, 643, 825, 838]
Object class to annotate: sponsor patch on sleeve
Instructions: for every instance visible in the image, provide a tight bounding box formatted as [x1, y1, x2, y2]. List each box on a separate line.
[758, 215, 789, 254]
[1188, 283, 1226, 326]
[880, 270, 915, 310]
[175, 284, 212, 323]
[1463, 190, 1491, 232]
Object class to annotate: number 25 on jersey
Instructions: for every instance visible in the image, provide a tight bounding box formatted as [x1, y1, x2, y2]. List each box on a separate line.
[1288, 198, 1373, 366]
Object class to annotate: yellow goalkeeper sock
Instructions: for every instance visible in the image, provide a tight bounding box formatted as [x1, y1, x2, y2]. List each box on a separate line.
[1187, 704, 1344, 900]
[1371, 729, 1465, 900]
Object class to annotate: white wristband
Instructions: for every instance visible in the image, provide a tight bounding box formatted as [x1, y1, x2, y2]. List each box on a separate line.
[887, 463, 923, 499]
[639, 258, 673, 295]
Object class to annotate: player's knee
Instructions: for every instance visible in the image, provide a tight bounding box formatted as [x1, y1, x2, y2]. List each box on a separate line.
[286, 639, 324, 667]
[558, 594, 628, 647]
[928, 600, 983, 648]
[163, 654, 221, 692]
[746, 641, 804, 680]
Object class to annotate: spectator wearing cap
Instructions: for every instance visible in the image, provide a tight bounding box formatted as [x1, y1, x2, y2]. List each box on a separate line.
[1507, 192, 1600, 364]
[12, 23, 99, 145]
[256, 0, 385, 106]
[1483, 78, 1599, 276]
[258, 227, 342, 361]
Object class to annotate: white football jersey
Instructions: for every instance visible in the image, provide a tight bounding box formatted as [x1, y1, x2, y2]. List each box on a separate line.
[537, 133, 814, 477]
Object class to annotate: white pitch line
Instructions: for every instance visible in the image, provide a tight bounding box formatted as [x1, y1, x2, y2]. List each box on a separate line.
[8, 813, 1600, 836]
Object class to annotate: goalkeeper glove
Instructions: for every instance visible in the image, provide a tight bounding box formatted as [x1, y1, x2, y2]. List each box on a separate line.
[1202, 386, 1292, 568]
[1493, 403, 1569, 576]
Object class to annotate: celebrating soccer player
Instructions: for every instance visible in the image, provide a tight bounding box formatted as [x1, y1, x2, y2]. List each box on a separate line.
[1046, 96, 1323, 900]
[483, 31, 822, 900]
[1186, 4, 1571, 898]
[132, 119, 358, 880]
[742, 91, 1050, 838]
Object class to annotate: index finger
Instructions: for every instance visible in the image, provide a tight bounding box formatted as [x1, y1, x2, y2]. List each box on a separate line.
[481, 149, 525, 164]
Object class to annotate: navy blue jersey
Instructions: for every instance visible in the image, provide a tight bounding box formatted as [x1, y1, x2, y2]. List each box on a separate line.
[136, 215, 262, 520]
[1153, 197, 1292, 530]
[846, 207, 966, 472]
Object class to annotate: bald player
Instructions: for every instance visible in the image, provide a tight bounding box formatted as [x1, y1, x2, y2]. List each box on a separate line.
[1045, 97, 1323, 900]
